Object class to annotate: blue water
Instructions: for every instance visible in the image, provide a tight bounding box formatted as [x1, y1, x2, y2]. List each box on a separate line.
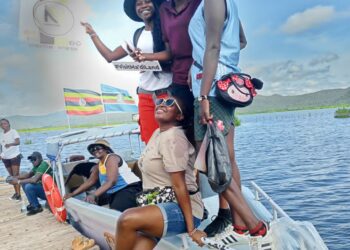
[1, 109, 349, 249]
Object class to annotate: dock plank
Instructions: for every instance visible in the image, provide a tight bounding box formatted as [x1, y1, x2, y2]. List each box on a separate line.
[0, 181, 82, 250]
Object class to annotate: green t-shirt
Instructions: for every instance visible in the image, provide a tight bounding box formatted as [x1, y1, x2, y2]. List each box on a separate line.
[32, 161, 52, 182]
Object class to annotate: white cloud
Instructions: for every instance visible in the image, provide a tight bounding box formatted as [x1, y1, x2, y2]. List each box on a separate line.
[0, 23, 12, 34]
[281, 6, 335, 34]
[0, 68, 5, 79]
[252, 26, 270, 37]
[0, 54, 28, 66]
[309, 53, 339, 66]
[242, 53, 348, 96]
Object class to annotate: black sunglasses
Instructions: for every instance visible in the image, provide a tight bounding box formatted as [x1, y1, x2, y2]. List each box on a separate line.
[89, 145, 105, 154]
[29, 157, 37, 162]
[155, 98, 183, 115]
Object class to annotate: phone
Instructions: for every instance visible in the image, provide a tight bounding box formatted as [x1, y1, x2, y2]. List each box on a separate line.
[124, 40, 135, 55]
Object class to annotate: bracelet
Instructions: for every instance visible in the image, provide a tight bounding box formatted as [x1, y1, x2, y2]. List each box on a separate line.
[188, 228, 198, 237]
[198, 95, 208, 102]
[90, 33, 98, 38]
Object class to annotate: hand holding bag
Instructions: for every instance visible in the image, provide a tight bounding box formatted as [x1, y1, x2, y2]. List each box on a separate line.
[206, 122, 232, 193]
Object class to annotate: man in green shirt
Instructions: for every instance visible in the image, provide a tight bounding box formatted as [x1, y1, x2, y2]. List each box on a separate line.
[9, 151, 52, 215]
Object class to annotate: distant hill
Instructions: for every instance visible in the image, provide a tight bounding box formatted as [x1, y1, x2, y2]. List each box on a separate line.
[7, 111, 134, 130]
[237, 87, 350, 114]
[6, 87, 350, 129]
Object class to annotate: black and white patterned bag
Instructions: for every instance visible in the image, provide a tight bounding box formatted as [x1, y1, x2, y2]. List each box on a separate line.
[136, 186, 176, 207]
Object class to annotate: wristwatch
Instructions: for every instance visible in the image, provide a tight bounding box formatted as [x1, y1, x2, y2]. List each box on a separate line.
[198, 95, 208, 101]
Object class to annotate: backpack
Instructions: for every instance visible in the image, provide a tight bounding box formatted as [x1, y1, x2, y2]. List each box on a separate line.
[132, 26, 171, 72]
[133, 26, 145, 48]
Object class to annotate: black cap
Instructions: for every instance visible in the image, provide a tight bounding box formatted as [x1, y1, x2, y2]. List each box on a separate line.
[27, 151, 43, 161]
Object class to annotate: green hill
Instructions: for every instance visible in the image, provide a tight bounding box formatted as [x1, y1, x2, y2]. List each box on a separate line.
[6, 87, 350, 130]
[237, 87, 350, 114]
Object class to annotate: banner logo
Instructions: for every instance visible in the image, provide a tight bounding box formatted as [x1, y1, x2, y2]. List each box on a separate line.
[33, 1, 74, 37]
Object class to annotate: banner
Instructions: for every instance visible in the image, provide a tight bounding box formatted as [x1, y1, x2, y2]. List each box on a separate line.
[19, 0, 89, 50]
[101, 84, 138, 113]
[63, 88, 103, 116]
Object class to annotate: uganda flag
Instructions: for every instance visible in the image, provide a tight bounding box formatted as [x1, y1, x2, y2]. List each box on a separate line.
[101, 84, 138, 113]
[63, 88, 103, 116]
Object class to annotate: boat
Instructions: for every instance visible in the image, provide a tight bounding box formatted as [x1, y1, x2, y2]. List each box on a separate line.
[46, 126, 328, 250]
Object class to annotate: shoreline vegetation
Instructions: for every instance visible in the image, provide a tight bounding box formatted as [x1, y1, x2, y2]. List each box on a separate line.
[18, 122, 135, 133]
[334, 108, 350, 118]
[236, 104, 350, 115]
[17, 105, 349, 133]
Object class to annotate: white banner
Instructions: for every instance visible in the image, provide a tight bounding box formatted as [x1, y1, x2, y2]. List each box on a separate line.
[19, 0, 90, 50]
[113, 61, 162, 72]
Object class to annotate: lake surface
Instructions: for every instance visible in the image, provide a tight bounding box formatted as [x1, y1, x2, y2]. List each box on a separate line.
[1, 109, 349, 249]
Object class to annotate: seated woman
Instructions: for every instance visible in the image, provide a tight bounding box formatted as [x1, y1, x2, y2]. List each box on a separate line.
[64, 139, 141, 212]
[115, 91, 205, 250]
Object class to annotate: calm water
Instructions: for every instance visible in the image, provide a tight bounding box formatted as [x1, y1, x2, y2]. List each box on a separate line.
[1, 109, 349, 249]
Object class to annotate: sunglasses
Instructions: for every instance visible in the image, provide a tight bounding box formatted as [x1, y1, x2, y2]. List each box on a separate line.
[29, 157, 37, 162]
[155, 98, 183, 115]
[89, 145, 105, 154]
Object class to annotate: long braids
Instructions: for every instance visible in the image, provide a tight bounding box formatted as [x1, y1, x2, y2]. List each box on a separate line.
[151, 3, 171, 75]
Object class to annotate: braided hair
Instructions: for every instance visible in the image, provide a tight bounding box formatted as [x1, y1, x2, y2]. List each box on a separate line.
[151, 2, 171, 74]
[169, 89, 195, 147]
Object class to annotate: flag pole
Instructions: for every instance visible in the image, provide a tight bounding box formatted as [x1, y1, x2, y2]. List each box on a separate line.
[66, 112, 71, 130]
[63, 88, 71, 130]
[100, 84, 109, 126]
[105, 112, 109, 126]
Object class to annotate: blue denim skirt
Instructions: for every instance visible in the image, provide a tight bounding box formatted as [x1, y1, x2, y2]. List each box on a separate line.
[156, 202, 201, 238]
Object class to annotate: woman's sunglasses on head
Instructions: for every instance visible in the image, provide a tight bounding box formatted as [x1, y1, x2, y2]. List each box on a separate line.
[155, 98, 183, 115]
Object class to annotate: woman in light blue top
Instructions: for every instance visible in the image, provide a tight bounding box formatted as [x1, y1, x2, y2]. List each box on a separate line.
[188, 0, 272, 248]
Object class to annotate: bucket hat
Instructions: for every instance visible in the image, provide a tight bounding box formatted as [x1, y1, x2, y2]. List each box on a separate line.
[124, 0, 165, 22]
[87, 139, 114, 155]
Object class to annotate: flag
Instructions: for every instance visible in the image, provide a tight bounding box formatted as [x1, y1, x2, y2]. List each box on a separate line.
[101, 84, 138, 113]
[63, 88, 103, 115]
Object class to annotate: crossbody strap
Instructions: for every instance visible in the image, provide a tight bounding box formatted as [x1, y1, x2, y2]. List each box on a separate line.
[193, 60, 237, 72]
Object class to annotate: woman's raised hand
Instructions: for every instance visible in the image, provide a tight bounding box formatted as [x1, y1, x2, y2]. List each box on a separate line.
[81, 21, 96, 36]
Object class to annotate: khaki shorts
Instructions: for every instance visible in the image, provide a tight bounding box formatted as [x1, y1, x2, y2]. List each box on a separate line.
[194, 97, 235, 141]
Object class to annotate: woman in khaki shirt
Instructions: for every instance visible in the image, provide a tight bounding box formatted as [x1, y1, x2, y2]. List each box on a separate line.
[115, 90, 206, 249]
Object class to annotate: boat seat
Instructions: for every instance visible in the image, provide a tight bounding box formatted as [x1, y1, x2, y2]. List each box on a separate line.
[63, 159, 98, 193]
[62, 160, 88, 176]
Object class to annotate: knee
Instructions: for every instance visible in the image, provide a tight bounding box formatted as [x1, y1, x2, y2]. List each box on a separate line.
[24, 184, 34, 193]
[117, 208, 139, 231]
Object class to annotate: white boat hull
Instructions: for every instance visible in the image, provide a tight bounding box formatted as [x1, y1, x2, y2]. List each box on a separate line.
[66, 186, 272, 250]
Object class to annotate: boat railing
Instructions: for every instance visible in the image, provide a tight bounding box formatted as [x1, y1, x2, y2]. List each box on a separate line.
[250, 181, 290, 220]
[59, 129, 141, 147]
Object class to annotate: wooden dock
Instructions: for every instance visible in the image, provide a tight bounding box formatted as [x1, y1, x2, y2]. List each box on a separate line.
[0, 180, 84, 250]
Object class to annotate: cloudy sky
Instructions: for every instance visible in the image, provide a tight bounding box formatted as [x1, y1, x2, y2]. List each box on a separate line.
[0, 0, 349, 116]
